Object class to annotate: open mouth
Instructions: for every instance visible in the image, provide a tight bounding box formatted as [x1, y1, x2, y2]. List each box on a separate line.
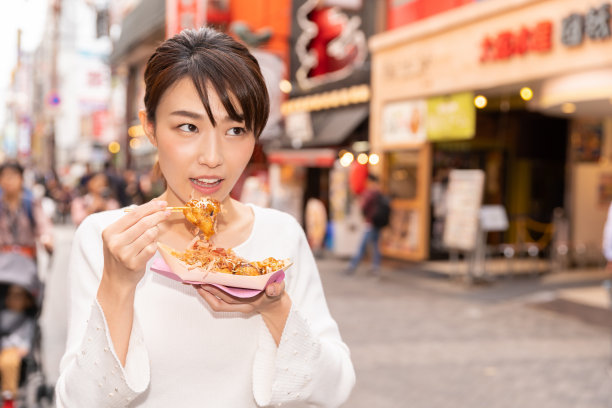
[190, 178, 223, 188]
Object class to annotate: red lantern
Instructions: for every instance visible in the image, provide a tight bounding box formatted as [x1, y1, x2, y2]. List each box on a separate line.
[349, 162, 368, 195]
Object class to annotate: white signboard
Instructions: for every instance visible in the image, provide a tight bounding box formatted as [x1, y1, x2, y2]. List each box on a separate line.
[382, 99, 427, 145]
[479, 205, 509, 232]
[443, 169, 485, 251]
[285, 111, 314, 147]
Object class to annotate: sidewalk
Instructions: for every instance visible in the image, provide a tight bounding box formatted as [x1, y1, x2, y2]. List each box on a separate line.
[417, 257, 612, 327]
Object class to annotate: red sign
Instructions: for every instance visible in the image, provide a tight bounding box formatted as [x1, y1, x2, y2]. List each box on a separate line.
[480, 21, 553, 62]
[166, 0, 208, 39]
[387, 0, 474, 30]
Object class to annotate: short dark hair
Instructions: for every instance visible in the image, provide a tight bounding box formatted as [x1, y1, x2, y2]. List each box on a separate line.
[0, 161, 24, 177]
[143, 27, 270, 139]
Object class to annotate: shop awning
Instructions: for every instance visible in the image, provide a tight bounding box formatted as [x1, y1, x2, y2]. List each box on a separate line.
[296, 104, 369, 148]
[110, 0, 166, 64]
[267, 148, 337, 168]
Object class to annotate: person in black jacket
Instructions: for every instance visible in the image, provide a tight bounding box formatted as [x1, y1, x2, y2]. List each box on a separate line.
[345, 174, 387, 277]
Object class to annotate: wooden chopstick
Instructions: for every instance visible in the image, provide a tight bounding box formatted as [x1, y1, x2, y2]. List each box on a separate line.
[124, 206, 189, 213]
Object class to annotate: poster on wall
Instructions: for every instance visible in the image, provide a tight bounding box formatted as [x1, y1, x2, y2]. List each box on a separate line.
[381, 208, 419, 252]
[571, 120, 602, 162]
[381, 100, 427, 145]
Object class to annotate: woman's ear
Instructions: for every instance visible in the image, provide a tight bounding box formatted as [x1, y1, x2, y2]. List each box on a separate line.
[139, 110, 157, 147]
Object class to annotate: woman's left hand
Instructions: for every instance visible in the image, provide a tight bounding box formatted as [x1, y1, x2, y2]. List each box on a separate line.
[194, 281, 287, 315]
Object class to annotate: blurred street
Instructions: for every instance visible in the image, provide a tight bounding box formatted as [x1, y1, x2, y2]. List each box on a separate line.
[38, 225, 612, 408]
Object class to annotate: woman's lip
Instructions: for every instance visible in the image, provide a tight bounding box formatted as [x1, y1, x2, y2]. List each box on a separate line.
[190, 178, 223, 195]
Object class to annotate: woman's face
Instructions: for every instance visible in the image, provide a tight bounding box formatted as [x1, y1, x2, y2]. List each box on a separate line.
[142, 77, 255, 206]
[0, 168, 23, 196]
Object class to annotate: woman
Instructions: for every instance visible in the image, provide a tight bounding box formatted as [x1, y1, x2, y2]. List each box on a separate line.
[56, 28, 355, 407]
[0, 162, 53, 259]
[70, 172, 120, 226]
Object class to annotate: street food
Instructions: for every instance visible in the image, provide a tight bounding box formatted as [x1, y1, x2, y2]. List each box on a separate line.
[170, 238, 290, 276]
[183, 198, 221, 240]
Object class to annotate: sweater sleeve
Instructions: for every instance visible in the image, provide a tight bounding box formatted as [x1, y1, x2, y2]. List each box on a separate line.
[252, 217, 355, 407]
[55, 214, 150, 407]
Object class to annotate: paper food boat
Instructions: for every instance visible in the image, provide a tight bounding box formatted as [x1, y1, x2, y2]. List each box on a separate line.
[153, 242, 291, 297]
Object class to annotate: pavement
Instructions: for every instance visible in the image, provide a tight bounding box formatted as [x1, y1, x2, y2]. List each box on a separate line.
[318, 254, 612, 408]
[38, 226, 612, 407]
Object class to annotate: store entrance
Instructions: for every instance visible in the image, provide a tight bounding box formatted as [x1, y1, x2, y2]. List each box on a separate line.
[430, 110, 568, 259]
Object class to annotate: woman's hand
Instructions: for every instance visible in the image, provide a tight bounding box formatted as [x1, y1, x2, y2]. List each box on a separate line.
[100, 200, 170, 291]
[195, 281, 286, 314]
[195, 282, 292, 345]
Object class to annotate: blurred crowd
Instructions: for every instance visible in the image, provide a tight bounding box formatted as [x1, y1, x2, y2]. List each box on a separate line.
[5, 161, 164, 228]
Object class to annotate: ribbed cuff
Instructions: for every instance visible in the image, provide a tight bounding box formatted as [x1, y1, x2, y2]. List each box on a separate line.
[253, 307, 320, 406]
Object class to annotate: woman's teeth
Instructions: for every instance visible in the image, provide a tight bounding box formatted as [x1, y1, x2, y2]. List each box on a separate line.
[192, 178, 221, 187]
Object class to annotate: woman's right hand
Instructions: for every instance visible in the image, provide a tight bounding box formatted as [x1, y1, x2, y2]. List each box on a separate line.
[100, 200, 170, 292]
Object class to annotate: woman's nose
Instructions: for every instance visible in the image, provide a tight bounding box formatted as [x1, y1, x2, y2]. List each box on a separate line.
[197, 136, 223, 168]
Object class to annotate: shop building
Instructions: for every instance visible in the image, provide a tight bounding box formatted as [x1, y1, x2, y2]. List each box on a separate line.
[271, 0, 383, 255]
[369, 0, 612, 262]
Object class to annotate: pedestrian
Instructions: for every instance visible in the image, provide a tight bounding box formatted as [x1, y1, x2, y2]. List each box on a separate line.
[0, 161, 54, 259]
[345, 173, 390, 277]
[70, 172, 120, 226]
[0, 284, 36, 408]
[56, 27, 355, 407]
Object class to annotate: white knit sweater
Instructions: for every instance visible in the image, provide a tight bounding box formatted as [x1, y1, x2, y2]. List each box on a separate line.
[55, 205, 355, 407]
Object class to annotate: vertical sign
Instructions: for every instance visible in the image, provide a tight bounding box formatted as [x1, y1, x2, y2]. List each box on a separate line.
[166, 0, 207, 39]
[443, 169, 485, 251]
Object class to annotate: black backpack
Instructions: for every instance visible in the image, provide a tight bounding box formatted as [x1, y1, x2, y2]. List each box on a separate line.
[371, 193, 391, 229]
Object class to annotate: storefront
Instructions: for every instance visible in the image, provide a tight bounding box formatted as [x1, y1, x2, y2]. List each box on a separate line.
[369, 0, 612, 261]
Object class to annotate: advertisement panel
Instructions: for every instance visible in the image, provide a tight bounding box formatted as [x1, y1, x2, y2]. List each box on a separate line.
[381, 99, 426, 146]
[426, 92, 475, 141]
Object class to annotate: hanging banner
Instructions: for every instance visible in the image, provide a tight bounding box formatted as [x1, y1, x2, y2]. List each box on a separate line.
[166, 0, 208, 39]
[426, 92, 475, 141]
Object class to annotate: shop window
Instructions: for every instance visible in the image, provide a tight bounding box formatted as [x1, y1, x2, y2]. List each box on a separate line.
[387, 151, 419, 199]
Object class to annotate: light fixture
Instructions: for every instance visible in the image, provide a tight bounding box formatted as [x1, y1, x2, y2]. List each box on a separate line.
[368, 153, 380, 165]
[561, 102, 576, 114]
[129, 138, 141, 149]
[339, 152, 354, 167]
[474, 95, 487, 109]
[520, 87, 533, 101]
[128, 125, 144, 138]
[279, 79, 292, 94]
[108, 141, 121, 154]
[357, 153, 369, 165]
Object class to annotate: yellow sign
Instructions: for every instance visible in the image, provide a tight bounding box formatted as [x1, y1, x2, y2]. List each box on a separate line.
[426, 92, 475, 141]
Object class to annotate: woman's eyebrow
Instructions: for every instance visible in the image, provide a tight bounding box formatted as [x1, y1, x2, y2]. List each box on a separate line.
[170, 110, 204, 119]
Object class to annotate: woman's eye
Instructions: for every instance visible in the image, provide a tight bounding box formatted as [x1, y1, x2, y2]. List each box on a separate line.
[227, 127, 246, 136]
[178, 124, 198, 132]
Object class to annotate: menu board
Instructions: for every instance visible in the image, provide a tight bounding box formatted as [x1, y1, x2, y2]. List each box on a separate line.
[443, 169, 485, 251]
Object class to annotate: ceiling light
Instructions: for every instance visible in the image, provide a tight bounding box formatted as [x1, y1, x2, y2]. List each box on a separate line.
[369, 154, 380, 165]
[279, 79, 292, 94]
[339, 152, 354, 167]
[474, 95, 487, 109]
[520, 87, 533, 101]
[357, 153, 369, 165]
